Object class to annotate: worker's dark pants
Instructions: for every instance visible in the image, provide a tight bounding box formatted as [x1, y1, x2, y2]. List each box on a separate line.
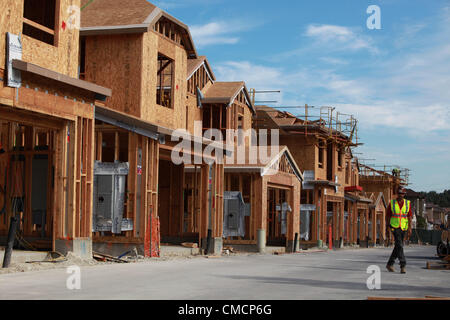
[388, 228, 407, 267]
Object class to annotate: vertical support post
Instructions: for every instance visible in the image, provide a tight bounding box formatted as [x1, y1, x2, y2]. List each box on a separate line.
[294, 232, 299, 253]
[257, 229, 266, 254]
[205, 164, 213, 255]
[2, 217, 18, 268]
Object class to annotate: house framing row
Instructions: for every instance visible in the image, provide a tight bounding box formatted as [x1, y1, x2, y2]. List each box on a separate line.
[0, 0, 405, 260]
[253, 106, 391, 249]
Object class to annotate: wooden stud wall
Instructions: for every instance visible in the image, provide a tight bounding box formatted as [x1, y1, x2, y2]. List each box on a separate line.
[93, 127, 160, 244]
[0, 108, 93, 248]
[224, 170, 300, 245]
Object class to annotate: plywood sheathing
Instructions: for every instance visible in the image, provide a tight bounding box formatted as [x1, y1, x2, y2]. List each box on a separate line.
[84, 34, 142, 117]
[1, 0, 81, 78]
[141, 31, 188, 130]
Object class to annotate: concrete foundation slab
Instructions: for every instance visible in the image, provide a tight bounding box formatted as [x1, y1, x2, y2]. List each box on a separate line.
[55, 238, 92, 260]
[0, 249, 48, 264]
[226, 245, 286, 254]
[160, 245, 200, 258]
[201, 237, 223, 255]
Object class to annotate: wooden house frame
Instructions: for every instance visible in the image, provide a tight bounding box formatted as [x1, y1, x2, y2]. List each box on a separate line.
[80, 0, 226, 256]
[254, 106, 367, 249]
[222, 146, 303, 252]
[368, 192, 387, 246]
[185, 56, 215, 135]
[0, 0, 111, 258]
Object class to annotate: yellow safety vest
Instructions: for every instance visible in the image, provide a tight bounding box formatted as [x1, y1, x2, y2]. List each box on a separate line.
[390, 200, 410, 231]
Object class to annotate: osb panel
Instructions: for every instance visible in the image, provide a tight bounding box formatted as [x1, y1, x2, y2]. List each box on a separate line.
[1, 0, 81, 77]
[85, 34, 142, 117]
[141, 32, 187, 130]
[158, 34, 176, 59]
[360, 180, 393, 205]
[0, 0, 23, 69]
[280, 135, 317, 172]
[186, 94, 202, 134]
[266, 172, 296, 187]
[185, 79, 213, 135]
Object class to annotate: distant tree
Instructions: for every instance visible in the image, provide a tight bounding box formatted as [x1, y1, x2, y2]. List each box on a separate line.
[419, 190, 450, 208]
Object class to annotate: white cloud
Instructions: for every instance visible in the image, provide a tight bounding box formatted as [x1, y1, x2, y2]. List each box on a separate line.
[209, 11, 450, 191]
[333, 103, 450, 134]
[190, 20, 255, 48]
[215, 61, 286, 90]
[305, 24, 379, 54]
[319, 57, 349, 65]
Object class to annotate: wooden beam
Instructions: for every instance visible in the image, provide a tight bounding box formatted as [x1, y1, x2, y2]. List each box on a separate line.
[23, 18, 55, 35]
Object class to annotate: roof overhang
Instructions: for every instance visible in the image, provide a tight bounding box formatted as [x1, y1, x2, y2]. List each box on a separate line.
[187, 59, 216, 82]
[202, 84, 256, 115]
[13, 59, 111, 101]
[81, 7, 198, 58]
[223, 147, 304, 183]
[95, 105, 165, 142]
[148, 10, 198, 59]
[80, 24, 149, 36]
[309, 180, 341, 187]
[345, 193, 373, 204]
[265, 147, 304, 182]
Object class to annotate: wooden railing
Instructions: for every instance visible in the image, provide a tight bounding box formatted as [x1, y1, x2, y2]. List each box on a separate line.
[23, 17, 55, 36]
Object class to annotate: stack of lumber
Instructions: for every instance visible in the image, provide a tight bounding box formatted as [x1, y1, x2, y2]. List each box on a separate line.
[93, 252, 129, 263]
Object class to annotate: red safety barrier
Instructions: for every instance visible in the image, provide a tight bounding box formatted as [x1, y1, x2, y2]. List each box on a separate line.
[145, 214, 160, 258]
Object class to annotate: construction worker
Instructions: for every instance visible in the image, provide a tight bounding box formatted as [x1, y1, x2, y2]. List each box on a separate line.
[392, 168, 400, 177]
[386, 187, 412, 274]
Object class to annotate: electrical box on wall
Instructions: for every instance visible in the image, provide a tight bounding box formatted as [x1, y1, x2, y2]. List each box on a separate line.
[93, 162, 132, 234]
[223, 192, 249, 238]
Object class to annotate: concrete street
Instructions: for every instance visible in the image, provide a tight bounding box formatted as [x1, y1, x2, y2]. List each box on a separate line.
[0, 245, 448, 300]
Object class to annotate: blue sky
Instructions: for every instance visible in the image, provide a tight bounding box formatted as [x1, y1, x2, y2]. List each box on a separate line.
[151, 0, 450, 192]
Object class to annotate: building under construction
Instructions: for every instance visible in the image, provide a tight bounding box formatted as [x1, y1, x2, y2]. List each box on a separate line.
[0, 0, 411, 263]
[253, 105, 399, 249]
